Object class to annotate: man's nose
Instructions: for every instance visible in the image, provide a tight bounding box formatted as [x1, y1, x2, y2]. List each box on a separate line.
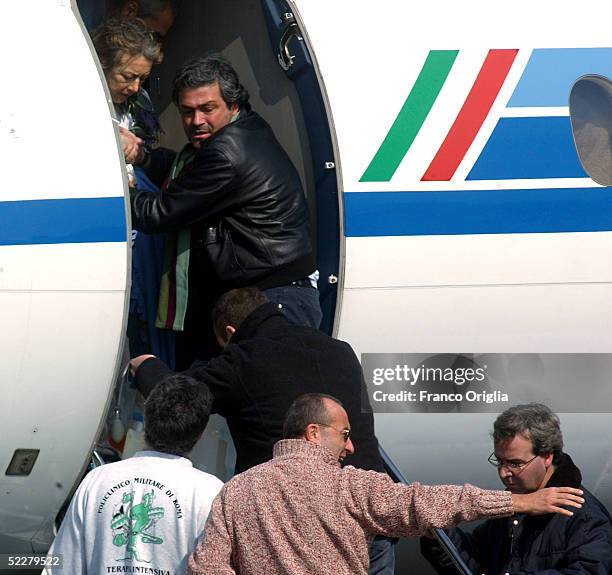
[499, 465, 512, 479]
[193, 110, 207, 125]
[345, 438, 355, 455]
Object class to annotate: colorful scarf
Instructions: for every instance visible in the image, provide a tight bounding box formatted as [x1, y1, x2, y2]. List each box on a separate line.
[155, 146, 196, 331]
[125, 89, 161, 146]
[155, 110, 241, 331]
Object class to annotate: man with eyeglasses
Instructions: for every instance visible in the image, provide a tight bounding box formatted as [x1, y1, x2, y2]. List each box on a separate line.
[187, 395, 585, 575]
[421, 403, 612, 574]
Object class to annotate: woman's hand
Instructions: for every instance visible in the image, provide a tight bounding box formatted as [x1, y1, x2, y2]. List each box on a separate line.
[118, 126, 145, 164]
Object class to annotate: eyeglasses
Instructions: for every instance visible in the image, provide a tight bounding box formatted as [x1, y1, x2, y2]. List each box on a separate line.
[315, 423, 351, 442]
[488, 452, 538, 473]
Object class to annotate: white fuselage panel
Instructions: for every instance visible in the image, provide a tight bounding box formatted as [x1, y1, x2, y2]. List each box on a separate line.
[0, 1, 128, 551]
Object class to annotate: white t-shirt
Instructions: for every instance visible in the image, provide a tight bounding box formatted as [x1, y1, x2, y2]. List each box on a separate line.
[45, 451, 223, 575]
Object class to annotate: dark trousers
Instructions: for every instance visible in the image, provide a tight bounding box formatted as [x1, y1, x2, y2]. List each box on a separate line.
[176, 284, 322, 369]
[368, 535, 397, 575]
[263, 284, 322, 329]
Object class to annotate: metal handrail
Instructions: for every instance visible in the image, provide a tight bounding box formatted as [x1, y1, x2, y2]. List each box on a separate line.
[378, 445, 473, 575]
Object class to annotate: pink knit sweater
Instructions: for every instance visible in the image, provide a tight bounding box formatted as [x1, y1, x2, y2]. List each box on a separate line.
[189, 439, 513, 575]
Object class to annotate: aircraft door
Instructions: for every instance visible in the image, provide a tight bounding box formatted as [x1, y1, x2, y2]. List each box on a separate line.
[261, 0, 342, 335]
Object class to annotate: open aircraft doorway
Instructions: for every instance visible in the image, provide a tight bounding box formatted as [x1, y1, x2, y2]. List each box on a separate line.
[141, 0, 342, 335]
[86, 0, 348, 546]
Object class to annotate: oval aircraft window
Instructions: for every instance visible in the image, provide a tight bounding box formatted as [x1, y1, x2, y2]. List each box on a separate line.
[569, 75, 612, 186]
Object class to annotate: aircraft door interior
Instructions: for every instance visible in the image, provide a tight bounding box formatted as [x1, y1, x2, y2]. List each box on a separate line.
[150, 0, 341, 334]
[148, 0, 343, 478]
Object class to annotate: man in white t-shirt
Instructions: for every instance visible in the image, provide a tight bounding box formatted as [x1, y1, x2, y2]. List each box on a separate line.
[45, 374, 223, 574]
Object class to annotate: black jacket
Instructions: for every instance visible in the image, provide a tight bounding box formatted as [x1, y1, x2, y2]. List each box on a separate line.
[135, 303, 385, 475]
[421, 454, 612, 574]
[130, 108, 314, 288]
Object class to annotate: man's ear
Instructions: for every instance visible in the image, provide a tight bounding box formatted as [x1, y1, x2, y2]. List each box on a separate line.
[215, 325, 235, 348]
[543, 452, 554, 469]
[119, 0, 139, 18]
[304, 423, 320, 444]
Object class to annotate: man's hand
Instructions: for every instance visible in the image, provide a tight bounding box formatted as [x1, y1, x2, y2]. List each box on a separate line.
[129, 354, 156, 377]
[118, 126, 145, 164]
[512, 487, 584, 516]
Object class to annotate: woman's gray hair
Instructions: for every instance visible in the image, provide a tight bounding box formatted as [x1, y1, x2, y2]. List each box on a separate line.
[91, 17, 162, 73]
[172, 54, 249, 108]
[492, 403, 564, 464]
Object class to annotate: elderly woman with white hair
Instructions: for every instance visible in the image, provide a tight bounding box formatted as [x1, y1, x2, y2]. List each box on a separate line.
[91, 17, 163, 179]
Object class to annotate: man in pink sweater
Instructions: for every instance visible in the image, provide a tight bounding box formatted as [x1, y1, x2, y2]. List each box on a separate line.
[188, 394, 584, 575]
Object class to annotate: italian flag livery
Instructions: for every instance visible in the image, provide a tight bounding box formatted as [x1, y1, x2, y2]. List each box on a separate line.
[349, 48, 612, 237]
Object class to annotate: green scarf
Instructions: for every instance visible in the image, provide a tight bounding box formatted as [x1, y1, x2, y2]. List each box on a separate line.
[155, 146, 196, 331]
[155, 111, 241, 330]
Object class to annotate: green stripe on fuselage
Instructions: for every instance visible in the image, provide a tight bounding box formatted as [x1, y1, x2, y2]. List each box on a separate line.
[360, 50, 459, 182]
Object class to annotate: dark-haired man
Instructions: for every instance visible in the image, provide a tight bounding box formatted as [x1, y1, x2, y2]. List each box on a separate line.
[188, 395, 585, 575]
[130, 55, 319, 367]
[44, 375, 223, 575]
[131, 288, 383, 474]
[421, 403, 612, 574]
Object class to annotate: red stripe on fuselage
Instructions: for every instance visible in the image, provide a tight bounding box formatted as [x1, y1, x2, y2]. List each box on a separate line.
[421, 49, 518, 181]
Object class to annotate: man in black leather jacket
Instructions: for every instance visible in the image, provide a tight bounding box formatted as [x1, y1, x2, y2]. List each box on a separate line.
[130, 55, 320, 366]
[421, 403, 612, 574]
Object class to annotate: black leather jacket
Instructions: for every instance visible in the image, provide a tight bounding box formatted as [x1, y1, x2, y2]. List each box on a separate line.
[130, 108, 314, 287]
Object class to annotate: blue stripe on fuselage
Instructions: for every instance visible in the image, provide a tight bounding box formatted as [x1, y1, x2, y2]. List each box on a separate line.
[344, 187, 612, 237]
[0, 197, 126, 246]
[467, 117, 586, 180]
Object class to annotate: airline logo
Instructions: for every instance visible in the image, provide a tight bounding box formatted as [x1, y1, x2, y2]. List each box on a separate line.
[361, 48, 612, 183]
[345, 48, 612, 237]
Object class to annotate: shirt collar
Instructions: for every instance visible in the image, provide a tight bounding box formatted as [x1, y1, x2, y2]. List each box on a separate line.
[132, 450, 194, 466]
[273, 439, 341, 468]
